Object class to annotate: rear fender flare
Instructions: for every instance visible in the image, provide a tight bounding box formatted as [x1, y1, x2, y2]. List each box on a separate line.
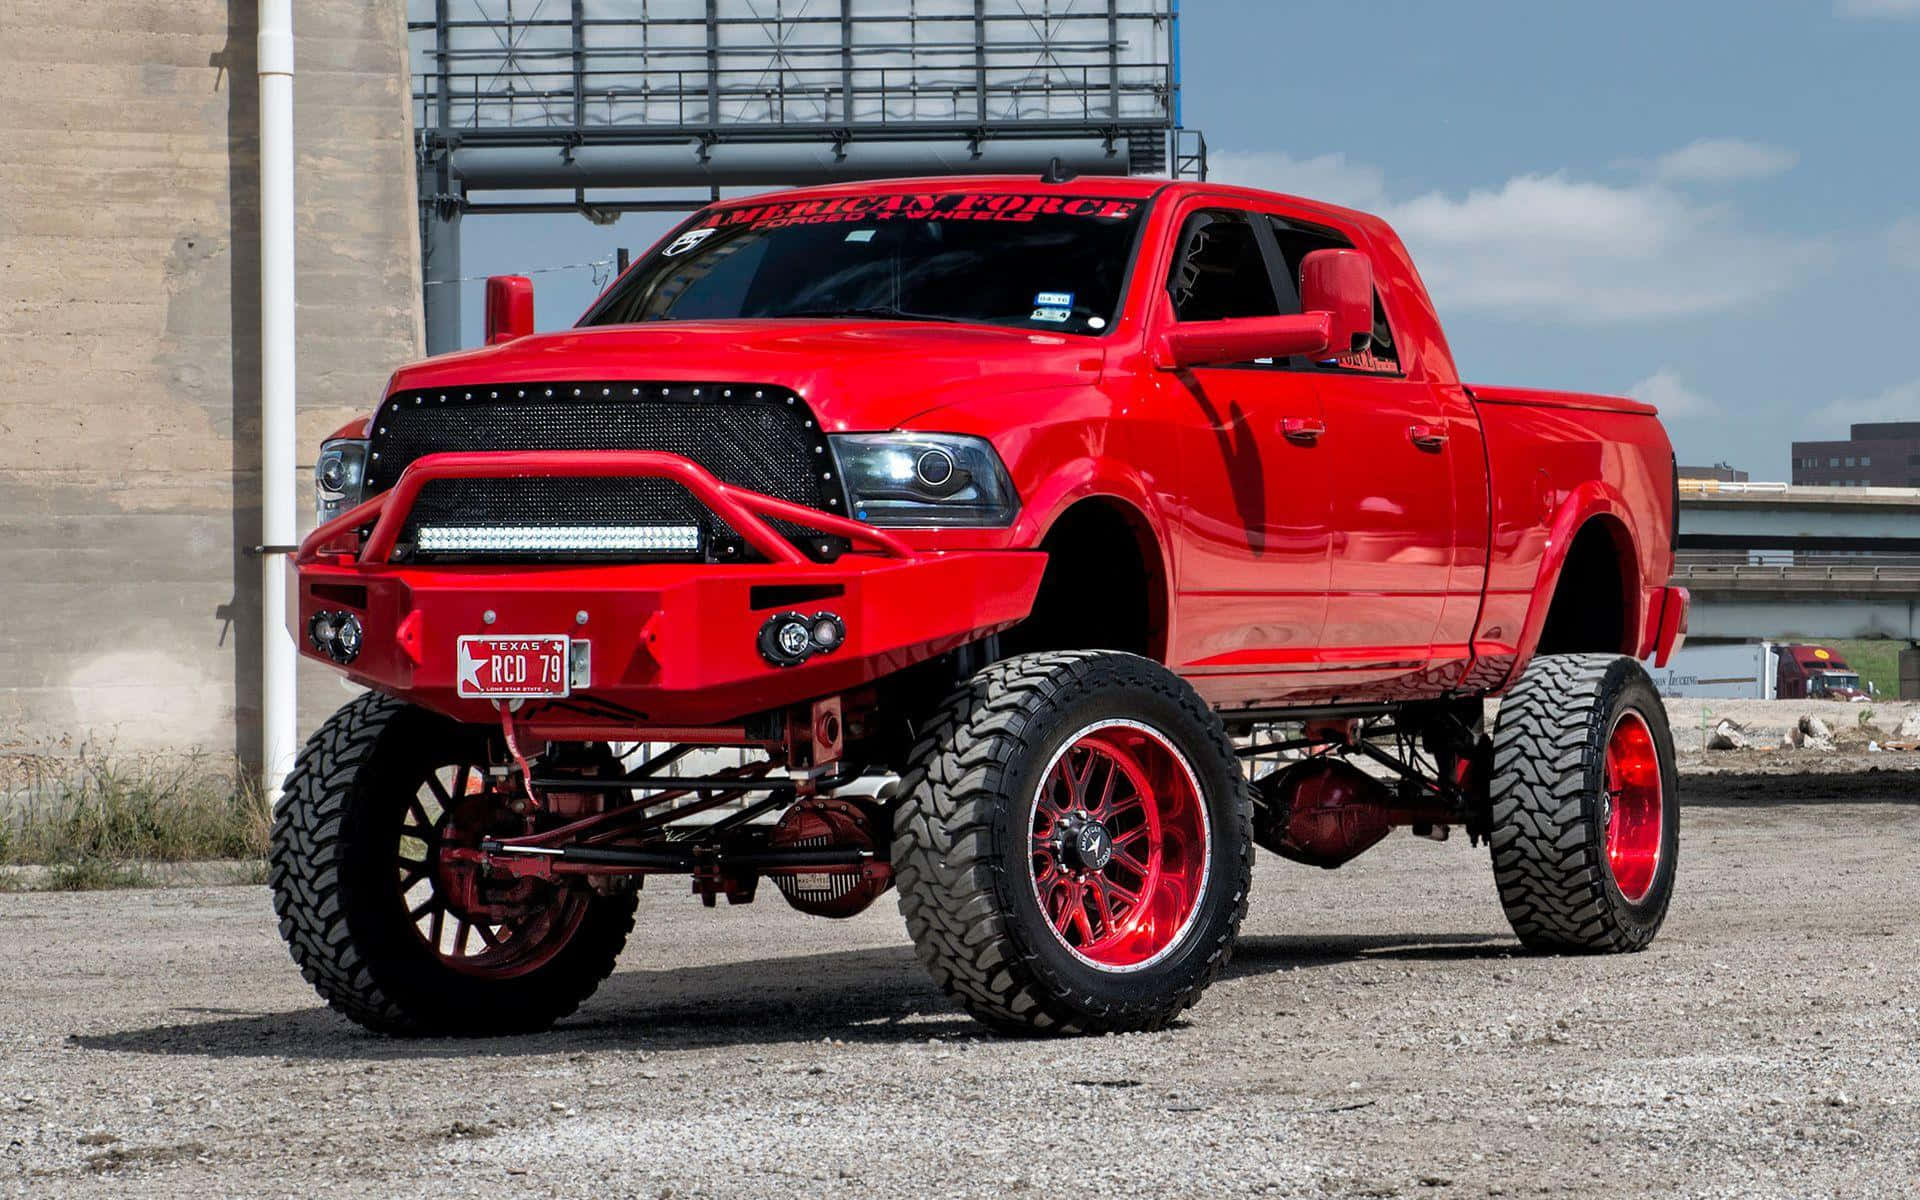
[1508, 481, 1645, 669]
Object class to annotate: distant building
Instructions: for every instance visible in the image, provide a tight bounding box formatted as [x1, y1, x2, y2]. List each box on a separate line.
[1792, 422, 1920, 488]
[1677, 462, 1749, 483]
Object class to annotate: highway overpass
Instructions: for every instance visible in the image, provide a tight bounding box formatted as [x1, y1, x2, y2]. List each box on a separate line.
[1675, 482, 1920, 640]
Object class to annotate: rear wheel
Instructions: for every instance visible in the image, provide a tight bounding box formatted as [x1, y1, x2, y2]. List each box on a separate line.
[892, 651, 1252, 1034]
[1488, 653, 1679, 952]
[270, 693, 636, 1035]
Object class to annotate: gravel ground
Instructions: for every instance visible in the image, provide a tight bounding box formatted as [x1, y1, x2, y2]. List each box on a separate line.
[4, 781, 1918, 1199]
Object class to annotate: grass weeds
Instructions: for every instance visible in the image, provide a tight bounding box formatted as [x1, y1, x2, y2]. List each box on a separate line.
[0, 745, 268, 890]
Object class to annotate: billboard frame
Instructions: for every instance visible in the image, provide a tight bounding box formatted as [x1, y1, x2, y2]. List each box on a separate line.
[410, 0, 1204, 351]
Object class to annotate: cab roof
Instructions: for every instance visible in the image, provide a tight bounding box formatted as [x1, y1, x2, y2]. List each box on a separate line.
[719, 173, 1173, 204]
[1783, 645, 1850, 668]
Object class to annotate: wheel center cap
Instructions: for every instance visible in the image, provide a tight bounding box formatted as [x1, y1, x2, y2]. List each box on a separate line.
[1065, 819, 1114, 871]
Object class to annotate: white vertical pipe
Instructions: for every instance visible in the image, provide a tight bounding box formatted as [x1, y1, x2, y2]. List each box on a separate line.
[258, 0, 297, 804]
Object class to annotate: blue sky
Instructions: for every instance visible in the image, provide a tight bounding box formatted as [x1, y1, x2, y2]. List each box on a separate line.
[456, 0, 1920, 478]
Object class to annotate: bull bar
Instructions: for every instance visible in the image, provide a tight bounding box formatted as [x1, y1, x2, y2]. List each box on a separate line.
[290, 450, 1046, 732]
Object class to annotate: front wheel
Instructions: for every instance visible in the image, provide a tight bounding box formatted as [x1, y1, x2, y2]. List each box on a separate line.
[269, 694, 636, 1035]
[892, 651, 1253, 1035]
[1488, 653, 1679, 953]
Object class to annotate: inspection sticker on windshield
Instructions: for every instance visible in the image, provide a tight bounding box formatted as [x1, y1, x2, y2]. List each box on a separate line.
[844, 229, 876, 243]
[1030, 307, 1072, 323]
[1035, 291, 1075, 309]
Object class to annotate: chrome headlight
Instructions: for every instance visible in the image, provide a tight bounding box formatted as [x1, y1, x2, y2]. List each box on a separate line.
[830, 434, 1019, 527]
[314, 438, 369, 523]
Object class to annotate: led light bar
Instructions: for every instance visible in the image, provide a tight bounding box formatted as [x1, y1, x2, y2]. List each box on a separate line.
[416, 525, 701, 554]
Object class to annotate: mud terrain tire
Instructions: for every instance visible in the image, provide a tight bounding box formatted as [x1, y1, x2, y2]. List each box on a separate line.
[892, 651, 1252, 1035]
[270, 693, 636, 1035]
[1489, 653, 1679, 953]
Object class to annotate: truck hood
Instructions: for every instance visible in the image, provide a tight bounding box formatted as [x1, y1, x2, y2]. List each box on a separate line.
[385, 320, 1105, 432]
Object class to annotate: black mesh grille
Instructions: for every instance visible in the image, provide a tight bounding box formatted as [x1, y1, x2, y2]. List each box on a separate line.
[362, 382, 843, 562]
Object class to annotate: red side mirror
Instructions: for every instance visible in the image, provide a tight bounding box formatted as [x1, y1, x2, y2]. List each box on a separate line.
[484, 275, 534, 345]
[1159, 313, 1333, 370]
[1298, 249, 1373, 358]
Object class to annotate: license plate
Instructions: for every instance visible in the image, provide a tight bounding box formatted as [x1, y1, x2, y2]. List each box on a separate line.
[456, 635, 571, 699]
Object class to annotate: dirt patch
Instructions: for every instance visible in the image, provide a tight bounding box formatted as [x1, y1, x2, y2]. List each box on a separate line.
[1684, 768, 1920, 804]
[1664, 698, 1920, 788]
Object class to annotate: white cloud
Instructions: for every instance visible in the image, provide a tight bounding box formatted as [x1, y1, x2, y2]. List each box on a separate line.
[1811, 379, 1920, 435]
[1627, 369, 1718, 419]
[1653, 138, 1798, 183]
[1205, 151, 1387, 212]
[1388, 174, 1818, 321]
[1208, 156, 1820, 323]
[1890, 217, 1920, 270]
[1835, 0, 1920, 17]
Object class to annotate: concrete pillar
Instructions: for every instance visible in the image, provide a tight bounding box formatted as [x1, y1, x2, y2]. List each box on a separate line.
[0, 0, 420, 769]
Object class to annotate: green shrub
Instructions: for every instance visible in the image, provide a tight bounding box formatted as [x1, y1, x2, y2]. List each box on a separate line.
[0, 747, 268, 885]
[42, 858, 155, 891]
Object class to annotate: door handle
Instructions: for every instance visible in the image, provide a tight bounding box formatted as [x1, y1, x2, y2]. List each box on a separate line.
[1281, 417, 1326, 444]
[1408, 423, 1449, 450]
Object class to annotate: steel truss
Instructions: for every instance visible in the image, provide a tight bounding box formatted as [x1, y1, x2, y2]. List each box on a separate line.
[408, 0, 1203, 350]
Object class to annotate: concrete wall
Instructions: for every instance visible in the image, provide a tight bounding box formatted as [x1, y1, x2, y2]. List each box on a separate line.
[0, 1, 420, 765]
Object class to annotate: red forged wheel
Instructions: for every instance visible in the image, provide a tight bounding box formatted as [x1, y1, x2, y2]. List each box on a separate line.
[397, 760, 590, 979]
[271, 693, 635, 1035]
[1488, 653, 1679, 954]
[893, 651, 1251, 1035]
[1603, 711, 1664, 904]
[1028, 719, 1212, 972]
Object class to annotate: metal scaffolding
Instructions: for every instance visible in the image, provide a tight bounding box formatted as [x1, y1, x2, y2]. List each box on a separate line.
[409, 0, 1203, 351]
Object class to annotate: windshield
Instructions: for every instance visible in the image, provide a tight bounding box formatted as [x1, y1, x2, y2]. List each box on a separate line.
[1812, 673, 1860, 691]
[581, 191, 1147, 336]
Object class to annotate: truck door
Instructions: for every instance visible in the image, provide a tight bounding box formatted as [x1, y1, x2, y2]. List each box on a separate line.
[1294, 289, 1485, 696]
[1317, 367, 1481, 685]
[1156, 205, 1332, 698]
[1246, 213, 1483, 694]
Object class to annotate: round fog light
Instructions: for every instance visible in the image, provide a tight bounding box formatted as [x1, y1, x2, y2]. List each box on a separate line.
[332, 614, 363, 662]
[809, 613, 845, 652]
[760, 612, 820, 667]
[760, 611, 847, 667]
[308, 611, 337, 655]
[776, 620, 811, 659]
[308, 610, 363, 664]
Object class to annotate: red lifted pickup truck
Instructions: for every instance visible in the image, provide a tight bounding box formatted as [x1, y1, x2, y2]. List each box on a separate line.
[275, 175, 1689, 1037]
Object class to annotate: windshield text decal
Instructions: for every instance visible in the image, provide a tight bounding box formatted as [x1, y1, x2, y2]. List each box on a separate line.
[700, 193, 1140, 232]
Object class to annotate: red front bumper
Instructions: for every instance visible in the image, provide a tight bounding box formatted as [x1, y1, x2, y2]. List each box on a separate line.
[291, 451, 1046, 729]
